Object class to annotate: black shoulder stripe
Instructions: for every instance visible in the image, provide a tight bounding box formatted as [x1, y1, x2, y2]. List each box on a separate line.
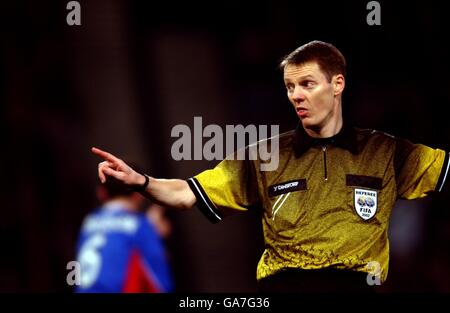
[437, 152, 450, 192]
[346, 175, 382, 190]
[187, 178, 222, 223]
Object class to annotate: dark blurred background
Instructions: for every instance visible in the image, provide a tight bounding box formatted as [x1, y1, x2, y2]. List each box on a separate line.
[1, 0, 449, 292]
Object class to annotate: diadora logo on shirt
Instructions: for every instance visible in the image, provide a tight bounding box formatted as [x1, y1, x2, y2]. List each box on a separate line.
[268, 179, 306, 197]
[354, 188, 378, 220]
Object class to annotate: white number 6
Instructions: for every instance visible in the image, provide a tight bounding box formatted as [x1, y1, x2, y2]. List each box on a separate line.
[77, 233, 106, 289]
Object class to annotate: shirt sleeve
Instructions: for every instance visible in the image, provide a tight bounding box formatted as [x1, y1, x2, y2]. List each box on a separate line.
[134, 218, 174, 292]
[187, 148, 260, 223]
[394, 137, 449, 199]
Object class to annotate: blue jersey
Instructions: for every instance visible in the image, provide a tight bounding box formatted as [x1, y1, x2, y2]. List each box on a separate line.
[75, 202, 173, 293]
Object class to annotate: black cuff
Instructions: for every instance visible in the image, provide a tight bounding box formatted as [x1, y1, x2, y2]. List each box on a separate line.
[132, 173, 150, 192]
[187, 177, 222, 224]
[436, 152, 450, 193]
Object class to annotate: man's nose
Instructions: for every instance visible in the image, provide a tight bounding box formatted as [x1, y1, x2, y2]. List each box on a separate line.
[291, 86, 305, 102]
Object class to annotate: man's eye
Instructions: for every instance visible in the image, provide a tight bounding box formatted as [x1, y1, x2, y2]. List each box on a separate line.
[303, 81, 315, 88]
[286, 85, 294, 92]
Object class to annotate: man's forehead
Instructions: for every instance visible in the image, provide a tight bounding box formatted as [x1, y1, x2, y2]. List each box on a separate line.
[283, 62, 323, 80]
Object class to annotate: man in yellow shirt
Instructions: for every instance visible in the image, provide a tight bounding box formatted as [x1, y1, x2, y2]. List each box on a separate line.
[92, 41, 449, 292]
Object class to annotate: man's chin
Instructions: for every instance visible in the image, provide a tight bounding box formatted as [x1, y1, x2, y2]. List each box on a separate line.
[300, 120, 323, 133]
[299, 118, 315, 128]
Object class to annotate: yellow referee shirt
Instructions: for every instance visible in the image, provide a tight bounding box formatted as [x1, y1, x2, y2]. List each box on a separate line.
[187, 124, 449, 283]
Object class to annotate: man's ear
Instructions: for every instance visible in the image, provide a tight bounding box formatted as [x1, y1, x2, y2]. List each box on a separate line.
[332, 74, 345, 96]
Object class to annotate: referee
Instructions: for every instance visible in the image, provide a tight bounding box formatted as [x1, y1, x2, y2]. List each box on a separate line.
[92, 41, 449, 292]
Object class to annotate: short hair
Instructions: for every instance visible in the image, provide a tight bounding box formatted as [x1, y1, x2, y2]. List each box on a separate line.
[280, 40, 346, 81]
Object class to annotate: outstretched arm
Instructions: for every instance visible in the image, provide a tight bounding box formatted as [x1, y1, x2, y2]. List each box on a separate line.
[91, 147, 196, 210]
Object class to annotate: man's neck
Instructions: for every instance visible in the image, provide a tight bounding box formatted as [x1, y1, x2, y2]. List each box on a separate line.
[303, 99, 343, 138]
[304, 118, 343, 138]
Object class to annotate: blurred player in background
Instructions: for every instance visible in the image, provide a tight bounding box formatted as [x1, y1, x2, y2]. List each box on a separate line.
[75, 174, 173, 293]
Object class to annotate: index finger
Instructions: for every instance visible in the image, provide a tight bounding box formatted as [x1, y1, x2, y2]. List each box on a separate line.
[91, 147, 120, 163]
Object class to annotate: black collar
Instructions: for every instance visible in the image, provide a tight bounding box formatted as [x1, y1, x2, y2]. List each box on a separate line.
[293, 123, 359, 157]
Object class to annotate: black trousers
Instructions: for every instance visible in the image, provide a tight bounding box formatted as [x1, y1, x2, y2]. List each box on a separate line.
[258, 268, 377, 293]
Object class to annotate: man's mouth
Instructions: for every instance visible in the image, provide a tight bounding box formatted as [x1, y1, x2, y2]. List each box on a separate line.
[296, 107, 308, 118]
